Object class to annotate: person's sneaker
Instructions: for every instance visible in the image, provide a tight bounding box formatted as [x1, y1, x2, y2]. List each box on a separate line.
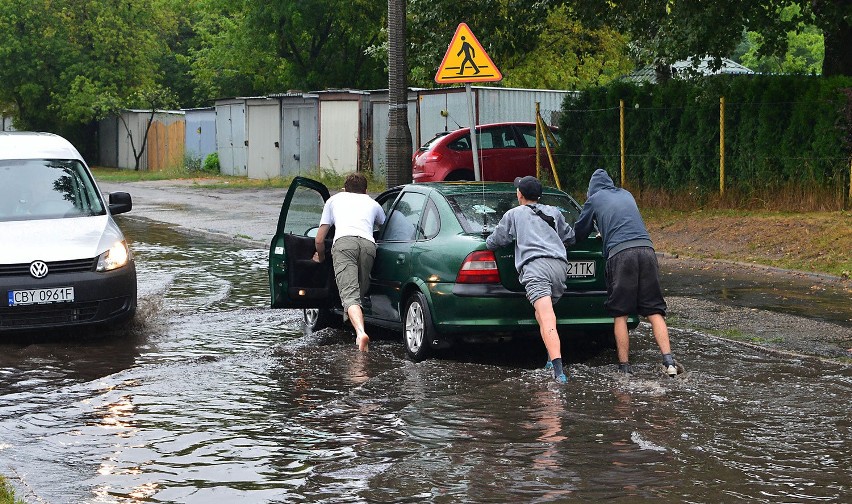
[617, 362, 634, 375]
[554, 372, 568, 383]
[662, 354, 678, 377]
[544, 360, 554, 371]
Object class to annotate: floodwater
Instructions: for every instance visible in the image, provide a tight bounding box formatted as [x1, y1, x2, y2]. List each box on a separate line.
[1, 218, 850, 503]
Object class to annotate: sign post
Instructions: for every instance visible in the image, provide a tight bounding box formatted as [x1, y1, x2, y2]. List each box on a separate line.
[435, 23, 502, 181]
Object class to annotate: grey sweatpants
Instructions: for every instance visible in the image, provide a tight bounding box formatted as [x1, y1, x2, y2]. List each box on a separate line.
[330, 236, 377, 312]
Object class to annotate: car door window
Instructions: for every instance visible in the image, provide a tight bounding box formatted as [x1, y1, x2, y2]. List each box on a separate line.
[383, 192, 426, 241]
[476, 126, 516, 150]
[515, 124, 558, 148]
[448, 135, 471, 151]
[420, 198, 440, 240]
[284, 185, 326, 236]
[477, 126, 517, 150]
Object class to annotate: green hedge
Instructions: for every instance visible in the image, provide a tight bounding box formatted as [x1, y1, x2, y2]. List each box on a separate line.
[557, 75, 852, 205]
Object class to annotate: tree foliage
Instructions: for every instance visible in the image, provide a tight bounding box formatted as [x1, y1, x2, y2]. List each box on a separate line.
[0, 0, 174, 142]
[503, 5, 633, 90]
[560, 0, 851, 77]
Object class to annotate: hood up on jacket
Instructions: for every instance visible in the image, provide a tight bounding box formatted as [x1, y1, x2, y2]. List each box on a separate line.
[587, 168, 616, 198]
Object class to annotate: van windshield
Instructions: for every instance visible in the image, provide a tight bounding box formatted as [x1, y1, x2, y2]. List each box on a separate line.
[0, 159, 106, 222]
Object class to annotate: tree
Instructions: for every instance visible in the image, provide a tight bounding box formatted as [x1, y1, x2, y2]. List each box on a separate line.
[387, 0, 412, 186]
[503, 5, 633, 90]
[242, 0, 386, 91]
[560, 0, 852, 77]
[0, 0, 175, 150]
[87, 86, 178, 171]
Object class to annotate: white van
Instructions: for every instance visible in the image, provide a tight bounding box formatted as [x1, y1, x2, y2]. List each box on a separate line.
[0, 132, 136, 332]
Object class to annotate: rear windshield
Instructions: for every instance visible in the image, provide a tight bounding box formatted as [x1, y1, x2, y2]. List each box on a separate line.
[419, 132, 451, 151]
[0, 159, 106, 222]
[447, 191, 581, 234]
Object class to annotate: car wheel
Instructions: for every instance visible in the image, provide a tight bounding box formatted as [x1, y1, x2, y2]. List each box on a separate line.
[404, 291, 435, 362]
[304, 308, 341, 332]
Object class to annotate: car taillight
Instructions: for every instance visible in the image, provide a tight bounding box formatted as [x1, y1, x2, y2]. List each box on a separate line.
[457, 250, 501, 284]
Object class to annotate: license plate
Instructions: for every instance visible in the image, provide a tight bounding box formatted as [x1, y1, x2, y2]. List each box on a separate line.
[8, 287, 75, 306]
[566, 260, 595, 278]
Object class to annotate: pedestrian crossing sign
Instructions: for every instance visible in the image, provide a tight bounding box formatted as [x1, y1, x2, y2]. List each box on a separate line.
[434, 23, 502, 84]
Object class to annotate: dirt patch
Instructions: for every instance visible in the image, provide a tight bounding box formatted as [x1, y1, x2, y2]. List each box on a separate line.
[644, 210, 852, 278]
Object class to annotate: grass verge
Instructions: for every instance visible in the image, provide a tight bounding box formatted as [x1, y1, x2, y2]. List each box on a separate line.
[91, 166, 387, 193]
[0, 476, 25, 504]
[643, 208, 852, 278]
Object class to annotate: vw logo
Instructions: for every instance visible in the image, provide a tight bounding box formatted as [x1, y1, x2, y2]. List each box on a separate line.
[29, 261, 49, 279]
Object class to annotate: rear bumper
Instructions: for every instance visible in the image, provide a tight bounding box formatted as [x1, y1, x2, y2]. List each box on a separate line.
[0, 262, 137, 331]
[432, 282, 636, 337]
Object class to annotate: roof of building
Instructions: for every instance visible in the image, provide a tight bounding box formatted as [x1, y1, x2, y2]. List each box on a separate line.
[622, 57, 754, 84]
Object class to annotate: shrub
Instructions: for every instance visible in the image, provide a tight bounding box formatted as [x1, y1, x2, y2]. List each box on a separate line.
[202, 152, 220, 174]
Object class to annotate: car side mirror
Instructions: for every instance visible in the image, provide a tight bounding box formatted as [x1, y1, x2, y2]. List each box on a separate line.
[109, 192, 132, 215]
[306, 226, 319, 238]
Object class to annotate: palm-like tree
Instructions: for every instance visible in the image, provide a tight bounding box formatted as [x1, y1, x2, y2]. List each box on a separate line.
[386, 0, 412, 186]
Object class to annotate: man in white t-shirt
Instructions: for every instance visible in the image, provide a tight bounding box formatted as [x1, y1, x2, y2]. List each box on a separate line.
[312, 172, 385, 351]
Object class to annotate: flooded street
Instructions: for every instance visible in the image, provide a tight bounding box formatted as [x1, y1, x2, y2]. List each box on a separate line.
[1, 217, 850, 503]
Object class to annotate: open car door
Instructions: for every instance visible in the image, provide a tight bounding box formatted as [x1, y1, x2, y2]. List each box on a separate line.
[268, 176, 337, 309]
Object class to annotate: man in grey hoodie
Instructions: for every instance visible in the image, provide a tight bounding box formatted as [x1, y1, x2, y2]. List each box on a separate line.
[486, 176, 576, 383]
[573, 169, 680, 377]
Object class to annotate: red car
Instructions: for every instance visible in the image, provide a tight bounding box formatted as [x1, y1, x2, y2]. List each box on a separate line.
[412, 122, 558, 182]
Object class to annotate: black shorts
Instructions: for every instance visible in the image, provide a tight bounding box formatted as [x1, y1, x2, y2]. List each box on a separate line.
[604, 246, 667, 317]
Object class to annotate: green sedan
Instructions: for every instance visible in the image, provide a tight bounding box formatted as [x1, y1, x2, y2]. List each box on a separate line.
[269, 176, 637, 360]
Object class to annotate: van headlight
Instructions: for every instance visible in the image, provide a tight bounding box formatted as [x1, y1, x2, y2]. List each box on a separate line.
[97, 240, 130, 272]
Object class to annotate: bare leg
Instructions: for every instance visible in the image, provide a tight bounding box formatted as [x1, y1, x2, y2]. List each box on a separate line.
[533, 296, 561, 361]
[614, 315, 630, 363]
[348, 305, 369, 352]
[647, 313, 671, 355]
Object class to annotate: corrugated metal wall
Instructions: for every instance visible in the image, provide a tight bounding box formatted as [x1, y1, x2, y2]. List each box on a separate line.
[95, 87, 572, 178]
[280, 95, 319, 177]
[475, 87, 570, 125]
[417, 88, 470, 144]
[98, 116, 119, 167]
[1, 116, 15, 131]
[215, 100, 247, 177]
[185, 108, 217, 162]
[319, 99, 361, 174]
[369, 91, 418, 180]
[99, 110, 185, 170]
[246, 98, 281, 179]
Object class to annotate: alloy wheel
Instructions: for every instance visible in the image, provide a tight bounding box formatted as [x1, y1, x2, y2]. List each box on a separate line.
[405, 301, 424, 354]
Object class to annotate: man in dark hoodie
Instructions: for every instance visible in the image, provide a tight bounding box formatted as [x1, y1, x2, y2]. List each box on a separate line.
[573, 169, 680, 377]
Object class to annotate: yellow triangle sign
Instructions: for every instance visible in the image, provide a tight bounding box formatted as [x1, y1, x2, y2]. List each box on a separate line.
[435, 23, 502, 84]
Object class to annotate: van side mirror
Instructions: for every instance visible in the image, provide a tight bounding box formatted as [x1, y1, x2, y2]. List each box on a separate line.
[109, 192, 132, 215]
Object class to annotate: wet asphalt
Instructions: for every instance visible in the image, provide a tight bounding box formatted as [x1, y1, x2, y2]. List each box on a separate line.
[99, 179, 852, 360]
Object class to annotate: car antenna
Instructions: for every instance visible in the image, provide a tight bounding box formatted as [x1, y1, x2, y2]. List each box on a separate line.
[440, 109, 462, 129]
